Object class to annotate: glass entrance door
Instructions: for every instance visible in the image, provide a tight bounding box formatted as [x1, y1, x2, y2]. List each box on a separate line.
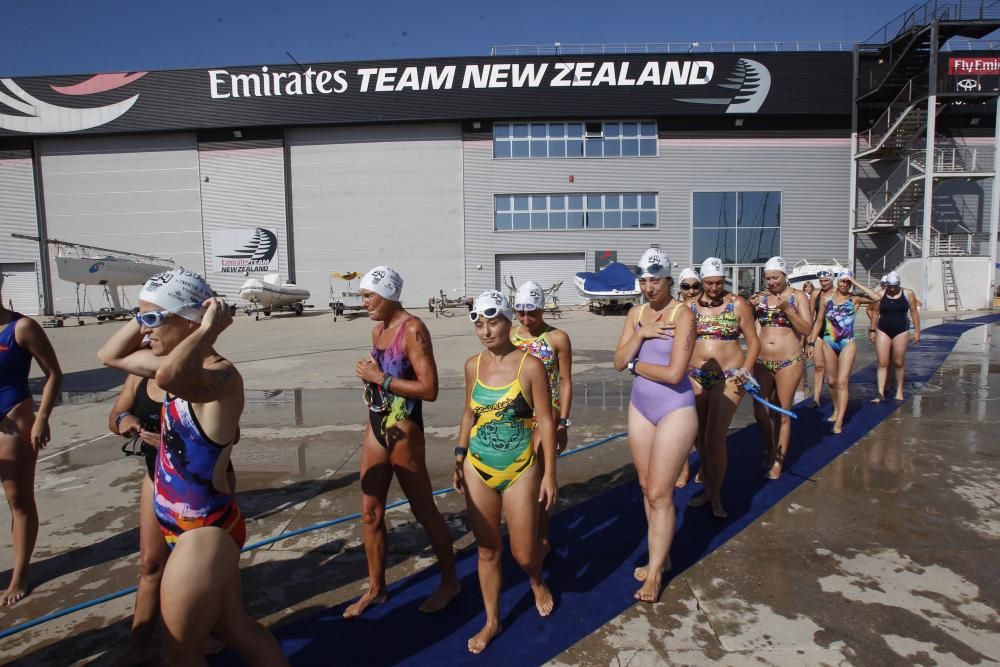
[735, 265, 762, 298]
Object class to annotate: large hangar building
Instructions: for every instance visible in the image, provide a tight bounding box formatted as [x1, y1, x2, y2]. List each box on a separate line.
[2, 7, 998, 314]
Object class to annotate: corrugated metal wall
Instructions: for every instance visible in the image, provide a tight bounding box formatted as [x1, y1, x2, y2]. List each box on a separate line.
[496, 253, 587, 305]
[463, 135, 852, 297]
[0, 150, 41, 313]
[198, 139, 288, 302]
[37, 134, 203, 314]
[287, 123, 464, 308]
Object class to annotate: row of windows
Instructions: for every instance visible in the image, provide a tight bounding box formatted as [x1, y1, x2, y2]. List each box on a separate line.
[494, 193, 657, 231]
[493, 121, 658, 159]
[692, 192, 782, 264]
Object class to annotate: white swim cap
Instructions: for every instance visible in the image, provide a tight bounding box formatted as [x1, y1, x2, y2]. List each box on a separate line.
[885, 271, 901, 286]
[700, 257, 725, 279]
[637, 248, 671, 278]
[514, 281, 545, 310]
[471, 290, 513, 321]
[678, 267, 700, 284]
[360, 266, 403, 302]
[139, 268, 214, 322]
[764, 256, 787, 274]
[836, 269, 854, 283]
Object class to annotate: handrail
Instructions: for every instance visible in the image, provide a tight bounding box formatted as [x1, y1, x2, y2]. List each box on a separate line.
[488, 41, 853, 56]
[857, 73, 927, 153]
[862, 0, 1000, 46]
[905, 230, 993, 255]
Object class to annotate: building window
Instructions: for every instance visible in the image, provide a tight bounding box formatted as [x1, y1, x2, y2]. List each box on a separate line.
[692, 191, 781, 264]
[495, 193, 657, 231]
[493, 121, 657, 159]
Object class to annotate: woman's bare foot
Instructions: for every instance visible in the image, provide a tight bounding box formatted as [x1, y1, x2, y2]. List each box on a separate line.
[694, 470, 703, 484]
[870, 394, 884, 404]
[467, 621, 501, 654]
[711, 498, 728, 519]
[832, 422, 843, 435]
[343, 585, 387, 618]
[532, 581, 555, 616]
[894, 390, 904, 401]
[419, 577, 461, 613]
[540, 539, 552, 560]
[633, 557, 671, 582]
[634, 571, 663, 603]
[826, 415, 837, 423]
[2, 578, 29, 605]
[675, 464, 689, 488]
[766, 461, 782, 480]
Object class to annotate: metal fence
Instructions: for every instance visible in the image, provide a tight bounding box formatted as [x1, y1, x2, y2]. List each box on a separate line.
[489, 41, 853, 57]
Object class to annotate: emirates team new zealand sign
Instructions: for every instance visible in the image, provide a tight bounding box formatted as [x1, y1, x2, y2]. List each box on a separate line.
[0, 53, 850, 137]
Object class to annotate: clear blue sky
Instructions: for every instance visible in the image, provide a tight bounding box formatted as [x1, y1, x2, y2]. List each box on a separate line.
[1, 0, 930, 76]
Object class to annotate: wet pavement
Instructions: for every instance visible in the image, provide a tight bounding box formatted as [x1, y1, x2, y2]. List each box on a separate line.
[0, 307, 997, 665]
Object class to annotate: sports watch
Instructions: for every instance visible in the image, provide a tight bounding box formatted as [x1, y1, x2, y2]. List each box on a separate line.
[627, 359, 639, 376]
[557, 418, 572, 429]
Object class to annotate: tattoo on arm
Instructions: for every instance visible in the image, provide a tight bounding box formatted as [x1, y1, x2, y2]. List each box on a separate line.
[415, 328, 433, 356]
[194, 367, 235, 398]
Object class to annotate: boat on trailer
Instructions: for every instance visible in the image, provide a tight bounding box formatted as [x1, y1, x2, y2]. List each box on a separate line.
[574, 262, 641, 315]
[239, 274, 311, 319]
[788, 258, 846, 289]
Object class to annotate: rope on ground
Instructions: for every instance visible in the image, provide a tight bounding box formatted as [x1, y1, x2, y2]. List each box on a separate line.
[0, 430, 628, 641]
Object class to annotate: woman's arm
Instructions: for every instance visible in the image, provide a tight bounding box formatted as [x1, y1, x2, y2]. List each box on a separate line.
[453, 356, 477, 495]
[108, 374, 141, 435]
[524, 357, 558, 511]
[852, 282, 882, 304]
[630, 307, 694, 385]
[735, 296, 760, 371]
[97, 320, 160, 378]
[551, 330, 573, 421]
[358, 318, 439, 402]
[907, 289, 921, 342]
[779, 291, 812, 337]
[16, 318, 63, 451]
[809, 296, 826, 342]
[613, 305, 643, 371]
[154, 299, 238, 404]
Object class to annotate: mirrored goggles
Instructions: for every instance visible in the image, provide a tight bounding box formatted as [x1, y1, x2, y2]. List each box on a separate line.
[135, 303, 199, 329]
[469, 307, 504, 322]
[363, 384, 391, 413]
[513, 303, 539, 312]
[679, 282, 701, 290]
[816, 270, 834, 279]
[635, 263, 665, 276]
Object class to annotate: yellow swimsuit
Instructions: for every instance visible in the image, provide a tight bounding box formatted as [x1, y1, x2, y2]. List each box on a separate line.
[468, 352, 536, 492]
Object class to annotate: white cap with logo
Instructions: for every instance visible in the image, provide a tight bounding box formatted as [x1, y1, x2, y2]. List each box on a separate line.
[470, 290, 513, 321]
[514, 281, 545, 310]
[764, 256, 787, 274]
[637, 248, 671, 278]
[360, 266, 403, 302]
[700, 257, 725, 279]
[885, 271, 901, 286]
[138, 268, 214, 322]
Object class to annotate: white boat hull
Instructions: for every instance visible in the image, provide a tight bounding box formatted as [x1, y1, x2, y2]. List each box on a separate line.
[55, 256, 173, 286]
[573, 275, 641, 304]
[239, 275, 310, 308]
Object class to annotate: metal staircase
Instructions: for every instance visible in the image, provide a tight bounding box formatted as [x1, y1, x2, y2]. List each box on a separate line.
[942, 258, 963, 309]
[851, 0, 1000, 296]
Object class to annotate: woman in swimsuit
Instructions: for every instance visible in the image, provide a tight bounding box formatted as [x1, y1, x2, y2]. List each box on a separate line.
[511, 280, 572, 555]
[673, 267, 702, 488]
[809, 271, 836, 408]
[687, 257, 759, 519]
[0, 273, 62, 605]
[871, 271, 921, 402]
[454, 290, 558, 654]
[809, 270, 881, 434]
[98, 269, 286, 666]
[110, 371, 236, 662]
[866, 276, 887, 344]
[351, 266, 459, 618]
[614, 249, 696, 602]
[749, 257, 813, 480]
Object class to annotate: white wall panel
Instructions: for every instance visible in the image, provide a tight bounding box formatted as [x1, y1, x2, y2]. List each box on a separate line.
[37, 134, 202, 314]
[0, 150, 41, 310]
[287, 123, 464, 308]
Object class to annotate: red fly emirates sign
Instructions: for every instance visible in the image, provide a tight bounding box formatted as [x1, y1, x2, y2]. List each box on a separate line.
[949, 57, 1000, 75]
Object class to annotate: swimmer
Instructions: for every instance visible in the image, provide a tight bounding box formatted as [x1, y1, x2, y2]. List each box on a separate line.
[674, 267, 703, 488]
[454, 291, 558, 653]
[871, 271, 921, 402]
[809, 270, 836, 408]
[0, 273, 62, 605]
[98, 268, 287, 666]
[749, 257, 813, 480]
[613, 249, 697, 602]
[511, 280, 572, 556]
[349, 266, 459, 618]
[109, 369, 236, 663]
[686, 258, 760, 519]
[809, 270, 881, 433]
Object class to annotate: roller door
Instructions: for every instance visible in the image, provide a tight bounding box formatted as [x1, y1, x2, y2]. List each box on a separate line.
[0, 263, 41, 314]
[496, 253, 586, 306]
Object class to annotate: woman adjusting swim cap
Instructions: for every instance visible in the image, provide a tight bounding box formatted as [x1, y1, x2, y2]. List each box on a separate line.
[360, 266, 403, 302]
[138, 268, 215, 322]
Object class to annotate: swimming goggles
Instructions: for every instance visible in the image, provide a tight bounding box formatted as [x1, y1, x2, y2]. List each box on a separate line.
[469, 306, 505, 322]
[363, 384, 391, 413]
[816, 270, 834, 279]
[679, 282, 701, 290]
[635, 263, 666, 276]
[134, 303, 200, 329]
[513, 303, 539, 312]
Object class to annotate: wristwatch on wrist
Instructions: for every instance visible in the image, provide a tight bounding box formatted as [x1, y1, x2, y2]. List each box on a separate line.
[627, 359, 639, 376]
[557, 418, 572, 429]
[453, 446, 467, 460]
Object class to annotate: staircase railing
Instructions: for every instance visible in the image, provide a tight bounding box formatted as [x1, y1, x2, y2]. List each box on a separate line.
[862, 0, 1000, 46]
[906, 230, 994, 255]
[862, 151, 927, 225]
[856, 73, 928, 153]
[869, 237, 907, 277]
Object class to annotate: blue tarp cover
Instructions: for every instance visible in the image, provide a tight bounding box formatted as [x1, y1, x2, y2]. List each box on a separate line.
[576, 262, 637, 293]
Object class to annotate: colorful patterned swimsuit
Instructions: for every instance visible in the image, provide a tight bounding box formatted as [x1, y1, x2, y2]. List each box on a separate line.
[367, 317, 424, 448]
[153, 395, 245, 550]
[468, 353, 536, 492]
[688, 300, 741, 388]
[823, 298, 856, 354]
[511, 326, 560, 412]
[755, 295, 804, 373]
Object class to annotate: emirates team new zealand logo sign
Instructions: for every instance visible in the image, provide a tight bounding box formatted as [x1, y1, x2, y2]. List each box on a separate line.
[212, 227, 279, 273]
[0, 73, 146, 133]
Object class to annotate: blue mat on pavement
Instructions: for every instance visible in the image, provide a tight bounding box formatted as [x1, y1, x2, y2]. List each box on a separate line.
[215, 313, 999, 666]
